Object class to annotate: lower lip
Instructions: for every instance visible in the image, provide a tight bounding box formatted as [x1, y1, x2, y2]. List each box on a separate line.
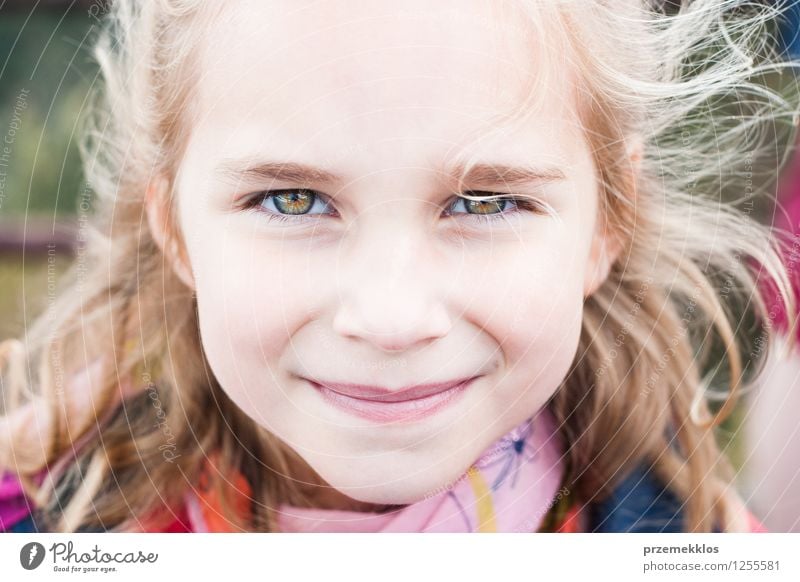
[309, 378, 477, 423]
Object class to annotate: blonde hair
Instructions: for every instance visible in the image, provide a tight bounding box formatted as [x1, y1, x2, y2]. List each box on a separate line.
[1, 0, 798, 532]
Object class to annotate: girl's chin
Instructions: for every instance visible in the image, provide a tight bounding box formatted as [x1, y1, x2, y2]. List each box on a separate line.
[314, 461, 473, 506]
[325, 484, 440, 506]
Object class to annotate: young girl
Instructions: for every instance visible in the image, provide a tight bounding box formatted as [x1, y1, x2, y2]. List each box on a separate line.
[1, 0, 798, 533]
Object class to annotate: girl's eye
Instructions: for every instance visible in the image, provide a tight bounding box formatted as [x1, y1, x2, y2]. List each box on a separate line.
[241, 189, 336, 224]
[240, 188, 550, 226]
[444, 191, 551, 224]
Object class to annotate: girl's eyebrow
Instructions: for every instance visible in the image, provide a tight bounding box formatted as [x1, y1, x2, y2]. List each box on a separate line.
[215, 158, 567, 188]
[450, 162, 566, 188]
[216, 159, 342, 186]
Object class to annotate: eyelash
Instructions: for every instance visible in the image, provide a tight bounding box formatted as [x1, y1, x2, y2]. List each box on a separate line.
[240, 188, 551, 226]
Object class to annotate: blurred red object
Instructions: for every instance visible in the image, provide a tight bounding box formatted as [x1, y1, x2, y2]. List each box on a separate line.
[760, 138, 800, 342]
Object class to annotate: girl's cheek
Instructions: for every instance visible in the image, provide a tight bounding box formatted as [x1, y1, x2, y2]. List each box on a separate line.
[504, 292, 583, 369]
[493, 294, 584, 415]
[477, 248, 585, 379]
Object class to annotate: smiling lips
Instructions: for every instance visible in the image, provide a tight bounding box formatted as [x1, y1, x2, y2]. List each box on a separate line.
[306, 377, 480, 423]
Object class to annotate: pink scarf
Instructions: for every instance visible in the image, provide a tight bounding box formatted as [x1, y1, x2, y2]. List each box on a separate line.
[184, 407, 564, 533]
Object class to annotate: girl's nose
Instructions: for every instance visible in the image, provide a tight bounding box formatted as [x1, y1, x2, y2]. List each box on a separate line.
[331, 224, 452, 353]
[333, 298, 451, 353]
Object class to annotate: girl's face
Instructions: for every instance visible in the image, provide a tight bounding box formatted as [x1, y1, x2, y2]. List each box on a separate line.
[158, 0, 619, 504]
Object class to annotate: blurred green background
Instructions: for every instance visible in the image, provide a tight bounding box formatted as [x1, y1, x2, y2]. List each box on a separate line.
[0, 1, 97, 339]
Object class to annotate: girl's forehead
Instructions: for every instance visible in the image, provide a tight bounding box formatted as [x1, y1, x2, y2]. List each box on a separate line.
[190, 0, 580, 167]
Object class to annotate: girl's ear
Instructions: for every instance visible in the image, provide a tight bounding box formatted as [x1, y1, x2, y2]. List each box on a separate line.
[627, 137, 643, 173]
[583, 228, 622, 299]
[583, 137, 642, 299]
[145, 179, 196, 291]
